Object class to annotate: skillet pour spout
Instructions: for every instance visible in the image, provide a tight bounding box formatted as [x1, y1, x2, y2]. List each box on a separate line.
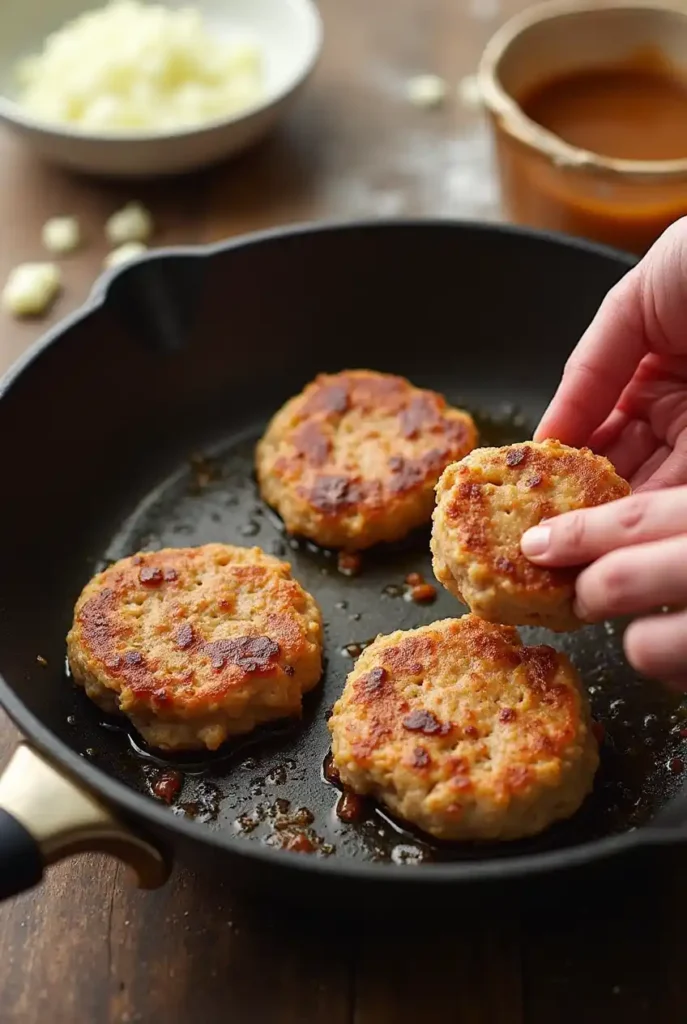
[3, 218, 686, 908]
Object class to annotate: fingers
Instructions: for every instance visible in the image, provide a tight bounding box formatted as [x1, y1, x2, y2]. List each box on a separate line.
[534, 269, 646, 446]
[625, 609, 687, 682]
[630, 445, 671, 489]
[587, 409, 629, 453]
[520, 486, 687, 566]
[574, 536, 687, 620]
[634, 437, 687, 491]
[601, 418, 658, 481]
[535, 217, 687, 448]
[615, 353, 687, 452]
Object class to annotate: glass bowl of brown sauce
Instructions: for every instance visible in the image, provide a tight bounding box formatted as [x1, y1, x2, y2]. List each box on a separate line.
[479, 0, 687, 254]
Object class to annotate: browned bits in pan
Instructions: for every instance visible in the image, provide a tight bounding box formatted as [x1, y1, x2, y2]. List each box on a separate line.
[152, 769, 184, 804]
[274, 807, 315, 830]
[336, 791, 367, 823]
[409, 583, 437, 604]
[323, 754, 342, 786]
[189, 452, 221, 491]
[281, 833, 317, 853]
[337, 551, 362, 576]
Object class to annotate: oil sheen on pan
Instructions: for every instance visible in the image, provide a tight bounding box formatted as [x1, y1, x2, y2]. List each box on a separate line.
[62, 407, 687, 865]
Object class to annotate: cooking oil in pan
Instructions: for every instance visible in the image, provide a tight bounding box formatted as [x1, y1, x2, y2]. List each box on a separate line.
[60, 405, 687, 864]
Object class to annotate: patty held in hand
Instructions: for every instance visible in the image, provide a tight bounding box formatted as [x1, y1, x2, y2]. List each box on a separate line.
[431, 439, 630, 632]
[67, 544, 323, 751]
[328, 615, 598, 841]
[256, 369, 477, 550]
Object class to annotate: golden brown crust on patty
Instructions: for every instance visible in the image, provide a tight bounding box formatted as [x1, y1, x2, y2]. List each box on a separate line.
[431, 439, 630, 632]
[329, 616, 598, 841]
[67, 545, 323, 751]
[256, 370, 477, 550]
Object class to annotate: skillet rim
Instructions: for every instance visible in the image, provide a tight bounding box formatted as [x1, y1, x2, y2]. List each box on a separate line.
[2, 216, 669, 884]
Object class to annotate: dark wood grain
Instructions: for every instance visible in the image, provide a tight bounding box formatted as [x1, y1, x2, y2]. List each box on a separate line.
[0, 1, 684, 1021]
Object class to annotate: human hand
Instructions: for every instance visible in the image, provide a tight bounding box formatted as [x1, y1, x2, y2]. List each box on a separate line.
[521, 487, 687, 686]
[535, 217, 687, 491]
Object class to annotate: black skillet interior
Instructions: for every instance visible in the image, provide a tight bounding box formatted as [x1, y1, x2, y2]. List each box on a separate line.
[1, 220, 687, 870]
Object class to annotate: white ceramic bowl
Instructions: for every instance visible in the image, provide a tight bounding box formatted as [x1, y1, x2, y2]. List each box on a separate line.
[0, 0, 322, 177]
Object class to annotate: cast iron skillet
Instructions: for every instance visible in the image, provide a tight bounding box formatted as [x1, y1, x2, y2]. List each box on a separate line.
[0, 219, 685, 906]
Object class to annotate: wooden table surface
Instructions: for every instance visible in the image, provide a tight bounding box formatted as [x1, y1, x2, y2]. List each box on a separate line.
[0, 1, 685, 1021]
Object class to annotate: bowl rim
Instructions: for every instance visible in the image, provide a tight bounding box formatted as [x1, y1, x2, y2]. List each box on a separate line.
[478, 0, 687, 182]
[0, 0, 323, 144]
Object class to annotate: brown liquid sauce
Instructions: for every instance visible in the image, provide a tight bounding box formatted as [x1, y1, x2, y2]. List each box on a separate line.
[522, 67, 687, 161]
[64, 408, 687, 865]
[500, 53, 687, 252]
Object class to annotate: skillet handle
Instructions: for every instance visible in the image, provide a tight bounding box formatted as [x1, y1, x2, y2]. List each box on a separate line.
[0, 743, 169, 900]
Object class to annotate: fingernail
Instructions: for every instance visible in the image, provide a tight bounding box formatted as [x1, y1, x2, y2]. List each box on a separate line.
[521, 525, 551, 557]
[573, 598, 589, 622]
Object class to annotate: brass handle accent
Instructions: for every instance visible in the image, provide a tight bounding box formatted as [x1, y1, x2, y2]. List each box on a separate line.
[0, 743, 169, 889]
